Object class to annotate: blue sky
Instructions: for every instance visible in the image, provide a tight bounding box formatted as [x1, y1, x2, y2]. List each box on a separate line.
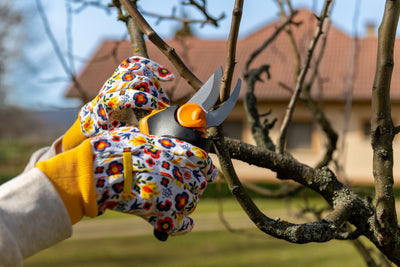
[8, 0, 386, 109]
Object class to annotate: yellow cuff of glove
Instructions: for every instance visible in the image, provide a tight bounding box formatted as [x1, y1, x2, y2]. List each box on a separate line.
[62, 119, 87, 151]
[36, 139, 97, 225]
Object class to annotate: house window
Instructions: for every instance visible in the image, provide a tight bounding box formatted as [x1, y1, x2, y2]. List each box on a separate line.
[363, 121, 371, 140]
[286, 121, 312, 150]
[222, 121, 243, 140]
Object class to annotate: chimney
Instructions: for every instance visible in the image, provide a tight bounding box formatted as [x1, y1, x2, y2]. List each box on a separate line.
[366, 22, 376, 38]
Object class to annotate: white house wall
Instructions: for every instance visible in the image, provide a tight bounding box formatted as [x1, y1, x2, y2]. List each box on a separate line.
[216, 102, 400, 185]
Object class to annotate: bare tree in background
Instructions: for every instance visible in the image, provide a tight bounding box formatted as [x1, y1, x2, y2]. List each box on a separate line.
[40, 0, 400, 265]
[0, 2, 22, 105]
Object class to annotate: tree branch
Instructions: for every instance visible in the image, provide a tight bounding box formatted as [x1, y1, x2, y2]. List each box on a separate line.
[276, 0, 332, 154]
[181, 0, 225, 27]
[243, 10, 298, 74]
[211, 127, 350, 244]
[244, 65, 276, 150]
[124, 9, 149, 57]
[275, 0, 301, 76]
[111, 0, 150, 121]
[220, 0, 243, 102]
[119, 0, 204, 91]
[141, 1, 225, 27]
[243, 182, 303, 198]
[299, 18, 338, 169]
[241, 10, 296, 151]
[36, 0, 89, 103]
[302, 83, 338, 169]
[219, 137, 400, 264]
[337, 1, 361, 179]
[371, 0, 400, 247]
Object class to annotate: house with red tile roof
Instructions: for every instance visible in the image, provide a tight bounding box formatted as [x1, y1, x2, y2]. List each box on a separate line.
[66, 9, 400, 185]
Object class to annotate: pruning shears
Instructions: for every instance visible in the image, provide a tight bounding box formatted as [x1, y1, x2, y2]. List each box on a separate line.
[139, 67, 241, 152]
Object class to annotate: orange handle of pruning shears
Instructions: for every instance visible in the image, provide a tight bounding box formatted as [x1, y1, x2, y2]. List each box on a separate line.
[176, 103, 207, 136]
[139, 103, 207, 137]
[139, 109, 164, 136]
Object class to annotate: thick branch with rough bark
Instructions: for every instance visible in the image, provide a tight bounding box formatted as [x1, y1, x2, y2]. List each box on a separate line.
[371, 0, 400, 248]
[211, 128, 346, 243]
[220, 137, 400, 265]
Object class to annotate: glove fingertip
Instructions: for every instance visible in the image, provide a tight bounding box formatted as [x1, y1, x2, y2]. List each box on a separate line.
[153, 229, 169, 242]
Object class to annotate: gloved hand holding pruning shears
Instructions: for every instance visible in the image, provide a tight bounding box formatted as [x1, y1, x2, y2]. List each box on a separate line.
[38, 56, 241, 241]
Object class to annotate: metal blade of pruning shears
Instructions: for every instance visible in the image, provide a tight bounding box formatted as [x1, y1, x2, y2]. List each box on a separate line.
[187, 67, 241, 127]
[205, 78, 241, 127]
[187, 66, 223, 111]
[139, 66, 241, 151]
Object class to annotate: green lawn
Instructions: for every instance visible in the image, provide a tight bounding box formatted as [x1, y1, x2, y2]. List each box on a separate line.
[24, 199, 372, 267]
[0, 139, 49, 182]
[24, 230, 366, 267]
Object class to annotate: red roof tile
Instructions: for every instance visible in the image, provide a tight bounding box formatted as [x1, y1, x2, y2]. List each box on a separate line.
[66, 9, 400, 104]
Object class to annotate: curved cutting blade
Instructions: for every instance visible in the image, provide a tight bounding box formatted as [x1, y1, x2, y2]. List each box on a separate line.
[187, 66, 223, 111]
[206, 78, 241, 127]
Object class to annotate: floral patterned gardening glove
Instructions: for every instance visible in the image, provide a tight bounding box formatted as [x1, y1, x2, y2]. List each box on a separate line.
[62, 56, 174, 151]
[94, 126, 217, 238]
[37, 126, 217, 239]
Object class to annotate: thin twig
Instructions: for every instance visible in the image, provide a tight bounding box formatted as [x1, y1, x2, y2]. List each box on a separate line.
[216, 176, 264, 238]
[70, 0, 111, 14]
[244, 65, 276, 150]
[275, 0, 301, 76]
[302, 17, 338, 169]
[243, 10, 298, 74]
[336, 1, 360, 184]
[243, 182, 303, 198]
[276, 0, 333, 154]
[120, 0, 203, 91]
[65, 1, 76, 74]
[220, 0, 243, 102]
[36, 0, 89, 103]
[140, 7, 224, 27]
[241, 10, 296, 151]
[352, 238, 379, 267]
[182, 0, 225, 27]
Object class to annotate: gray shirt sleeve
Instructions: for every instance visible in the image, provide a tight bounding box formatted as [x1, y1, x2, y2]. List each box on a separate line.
[23, 136, 63, 172]
[0, 138, 73, 266]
